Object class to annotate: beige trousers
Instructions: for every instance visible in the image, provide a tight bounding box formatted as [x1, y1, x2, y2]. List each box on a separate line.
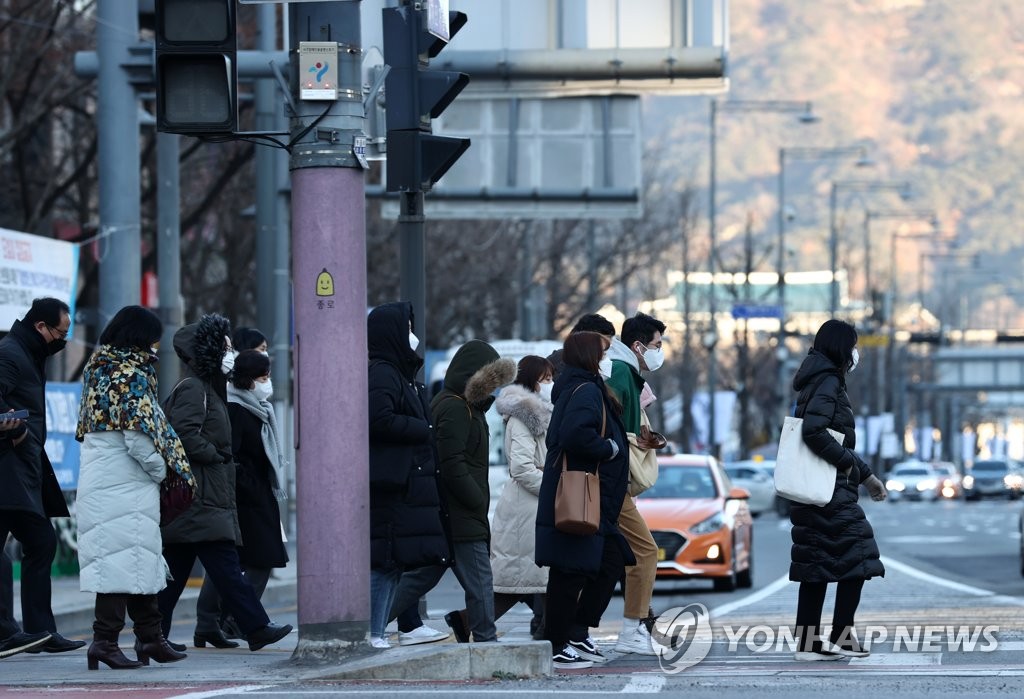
[618, 492, 658, 619]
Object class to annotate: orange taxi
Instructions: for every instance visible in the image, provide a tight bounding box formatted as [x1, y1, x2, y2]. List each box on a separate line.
[636, 454, 754, 591]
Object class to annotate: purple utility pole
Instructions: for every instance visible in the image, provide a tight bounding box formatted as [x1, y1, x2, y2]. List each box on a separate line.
[288, 2, 369, 659]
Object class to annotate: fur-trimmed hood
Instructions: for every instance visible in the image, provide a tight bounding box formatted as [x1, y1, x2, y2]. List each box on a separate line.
[173, 314, 231, 382]
[444, 339, 516, 407]
[464, 357, 517, 407]
[495, 384, 552, 437]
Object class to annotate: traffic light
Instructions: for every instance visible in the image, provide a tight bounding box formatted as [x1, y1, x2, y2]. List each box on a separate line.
[155, 0, 237, 135]
[383, 5, 470, 192]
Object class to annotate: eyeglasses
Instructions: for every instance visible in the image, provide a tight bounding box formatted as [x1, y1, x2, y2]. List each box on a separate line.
[47, 324, 68, 340]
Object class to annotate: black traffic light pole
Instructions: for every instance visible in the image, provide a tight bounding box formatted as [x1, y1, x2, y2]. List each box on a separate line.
[384, 4, 470, 360]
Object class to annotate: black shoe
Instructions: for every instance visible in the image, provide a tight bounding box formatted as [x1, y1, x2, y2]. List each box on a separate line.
[444, 611, 470, 643]
[167, 640, 187, 653]
[193, 629, 240, 649]
[247, 623, 293, 651]
[0, 632, 51, 659]
[87, 639, 144, 670]
[134, 636, 188, 665]
[25, 632, 86, 654]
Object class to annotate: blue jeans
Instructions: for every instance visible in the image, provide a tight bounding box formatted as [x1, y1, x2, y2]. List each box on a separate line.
[370, 567, 401, 639]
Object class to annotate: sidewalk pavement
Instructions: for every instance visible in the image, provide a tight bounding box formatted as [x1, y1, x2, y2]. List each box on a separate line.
[6, 562, 554, 684]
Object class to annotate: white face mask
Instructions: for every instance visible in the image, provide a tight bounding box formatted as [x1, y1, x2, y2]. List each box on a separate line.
[639, 345, 664, 372]
[849, 348, 860, 374]
[409, 331, 420, 351]
[598, 357, 613, 378]
[538, 382, 553, 403]
[221, 349, 237, 376]
[252, 379, 273, 402]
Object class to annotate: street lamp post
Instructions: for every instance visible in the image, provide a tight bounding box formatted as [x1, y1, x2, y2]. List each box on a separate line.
[827, 181, 912, 316]
[775, 145, 869, 433]
[707, 99, 816, 456]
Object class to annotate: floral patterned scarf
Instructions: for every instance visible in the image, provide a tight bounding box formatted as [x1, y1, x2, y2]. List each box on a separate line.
[75, 345, 195, 494]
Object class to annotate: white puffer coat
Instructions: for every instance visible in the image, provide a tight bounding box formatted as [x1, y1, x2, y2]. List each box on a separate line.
[77, 430, 168, 594]
[491, 385, 552, 594]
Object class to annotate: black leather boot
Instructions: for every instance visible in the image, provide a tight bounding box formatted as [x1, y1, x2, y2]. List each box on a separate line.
[134, 635, 188, 665]
[87, 638, 143, 670]
[193, 629, 239, 649]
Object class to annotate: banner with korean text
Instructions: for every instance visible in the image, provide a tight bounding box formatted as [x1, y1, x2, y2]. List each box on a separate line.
[0, 227, 78, 335]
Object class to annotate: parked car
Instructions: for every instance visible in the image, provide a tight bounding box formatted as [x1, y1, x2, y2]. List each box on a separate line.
[931, 461, 963, 500]
[636, 454, 754, 592]
[885, 461, 941, 501]
[724, 460, 775, 516]
[964, 459, 1024, 500]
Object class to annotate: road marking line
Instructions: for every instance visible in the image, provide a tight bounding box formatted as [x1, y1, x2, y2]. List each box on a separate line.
[848, 653, 942, 666]
[619, 674, 667, 693]
[709, 574, 791, 618]
[879, 556, 999, 597]
[166, 686, 276, 699]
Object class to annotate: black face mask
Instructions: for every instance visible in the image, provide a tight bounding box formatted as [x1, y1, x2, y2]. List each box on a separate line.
[46, 339, 67, 356]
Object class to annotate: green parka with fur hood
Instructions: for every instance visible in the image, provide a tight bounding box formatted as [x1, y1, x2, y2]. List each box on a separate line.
[430, 340, 516, 543]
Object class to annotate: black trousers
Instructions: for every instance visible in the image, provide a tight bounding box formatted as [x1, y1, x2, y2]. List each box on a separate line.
[0, 511, 57, 634]
[158, 542, 269, 638]
[195, 565, 272, 634]
[795, 579, 866, 651]
[1, 548, 20, 638]
[544, 535, 625, 654]
[94, 593, 162, 642]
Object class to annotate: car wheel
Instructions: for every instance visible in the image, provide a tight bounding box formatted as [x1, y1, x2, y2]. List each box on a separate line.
[714, 536, 739, 592]
[736, 533, 753, 589]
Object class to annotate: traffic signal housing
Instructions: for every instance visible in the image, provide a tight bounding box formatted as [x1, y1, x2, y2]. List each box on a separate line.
[383, 6, 470, 192]
[155, 0, 237, 135]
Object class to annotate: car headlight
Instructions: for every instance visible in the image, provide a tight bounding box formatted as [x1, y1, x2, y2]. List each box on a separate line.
[886, 480, 905, 492]
[963, 475, 974, 488]
[1004, 474, 1023, 488]
[917, 479, 937, 491]
[690, 512, 726, 535]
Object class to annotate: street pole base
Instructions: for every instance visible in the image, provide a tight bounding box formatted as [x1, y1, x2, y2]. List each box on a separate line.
[291, 621, 367, 663]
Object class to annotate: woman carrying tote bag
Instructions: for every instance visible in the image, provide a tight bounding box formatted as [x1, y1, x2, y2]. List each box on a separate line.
[534, 331, 633, 671]
[788, 319, 888, 662]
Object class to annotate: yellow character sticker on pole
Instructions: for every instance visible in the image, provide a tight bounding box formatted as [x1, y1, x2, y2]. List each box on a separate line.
[316, 268, 335, 297]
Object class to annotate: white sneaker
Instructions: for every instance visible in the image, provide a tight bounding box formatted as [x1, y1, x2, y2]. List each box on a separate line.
[369, 636, 391, 649]
[614, 621, 658, 655]
[399, 625, 450, 646]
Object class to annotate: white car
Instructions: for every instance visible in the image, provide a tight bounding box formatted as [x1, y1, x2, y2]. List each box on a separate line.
[724, 461, 776, 516]
[885, 461, 941, 501]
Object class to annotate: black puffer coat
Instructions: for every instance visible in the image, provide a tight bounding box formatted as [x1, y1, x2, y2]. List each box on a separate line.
[535, 366, 636, 576]
[788, 349, 885, 583]
[161, 317, 240, 545]
[368, 302, 450, 569]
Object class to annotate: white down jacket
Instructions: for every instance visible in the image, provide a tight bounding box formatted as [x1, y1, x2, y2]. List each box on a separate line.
[491, 384, 552, 594]
[77, 430, 168, 594]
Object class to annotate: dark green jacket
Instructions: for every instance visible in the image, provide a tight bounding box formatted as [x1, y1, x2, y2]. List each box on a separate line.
[430, 340, 516, 543]
[607, 359, 645, 434]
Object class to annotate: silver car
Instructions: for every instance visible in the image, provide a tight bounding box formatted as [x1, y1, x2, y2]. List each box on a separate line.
[724, 460, 776, 516]
[964, 460, 1024, 500]
[885, 461, 941, 502]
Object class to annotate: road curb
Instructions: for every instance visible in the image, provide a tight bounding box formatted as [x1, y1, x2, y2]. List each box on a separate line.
[304, 640, 553, 680]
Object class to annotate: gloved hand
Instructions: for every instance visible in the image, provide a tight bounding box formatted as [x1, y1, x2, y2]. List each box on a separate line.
[635, 425, 668, 451]
[864, 474, 887, 501]
[606, 439, 619, 460]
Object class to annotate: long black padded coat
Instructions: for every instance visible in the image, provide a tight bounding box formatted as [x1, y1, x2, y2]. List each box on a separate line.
[788, 349, 885, 583]
[368, 302, 450, 570]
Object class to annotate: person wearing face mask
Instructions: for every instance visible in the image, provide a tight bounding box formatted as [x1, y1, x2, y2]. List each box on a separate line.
[0, 297, 82, 657]
[446, 355, 554, 641]
[193, 350, 289, 646]
[366, 302, 452, 649]
[789, 319, 887, 661]
[535, 331, 633, 670]
[158, 314, 292, 653]
[605, 312, 666, 655]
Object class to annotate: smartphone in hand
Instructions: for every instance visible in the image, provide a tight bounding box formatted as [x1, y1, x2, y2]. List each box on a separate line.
[0, 409, 29, 422]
